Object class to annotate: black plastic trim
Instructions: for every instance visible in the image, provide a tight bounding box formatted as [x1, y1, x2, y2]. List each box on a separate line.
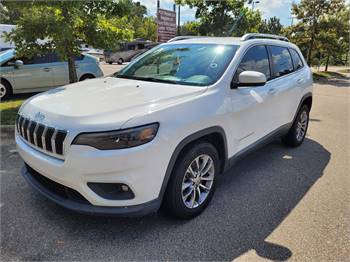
[22, 165, 160, 217]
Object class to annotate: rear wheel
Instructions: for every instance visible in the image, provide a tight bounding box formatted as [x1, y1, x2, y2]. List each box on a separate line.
[282, 104, 309, 147]
[108, 61, 113, 65]
[0, 80, 12, 100]
[163, 142, 220, 219]
[117, 58, 124, 65]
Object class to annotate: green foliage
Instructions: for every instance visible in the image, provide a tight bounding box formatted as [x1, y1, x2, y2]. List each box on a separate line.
[180, 21, 201, 36]
[288, 0, 348, 65]
[259, 17, 283, 35]
[4, 0, 134, 83]
[176, 0, 262, 36]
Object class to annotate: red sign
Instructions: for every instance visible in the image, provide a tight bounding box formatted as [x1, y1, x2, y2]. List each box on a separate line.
[157, 8, 176, 43]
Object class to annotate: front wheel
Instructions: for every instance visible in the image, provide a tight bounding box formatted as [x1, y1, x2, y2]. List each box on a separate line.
[282, 104, 310, 147]
[163, 142, 220, 219]
[117, 58, 124, 65]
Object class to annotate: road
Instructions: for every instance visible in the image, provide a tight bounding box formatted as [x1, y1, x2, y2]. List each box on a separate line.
[0, 77, 349, 261]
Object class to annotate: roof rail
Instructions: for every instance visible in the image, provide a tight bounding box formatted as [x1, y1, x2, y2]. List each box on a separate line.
[167, 36, 205, 42]
[241, 33, 289, 42]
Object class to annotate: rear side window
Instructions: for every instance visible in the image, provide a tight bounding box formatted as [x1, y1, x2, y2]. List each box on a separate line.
[269, 46, 293, 77]
[289, 48, 303, 70]
[234, 45, 271, 82]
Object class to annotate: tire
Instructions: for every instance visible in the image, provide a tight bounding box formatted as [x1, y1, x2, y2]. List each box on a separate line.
[282, 104, 310, 147]
[0, 79, 12, 100]
[117, 58, 123, 65]
[79, 74, 95, 81]
[108, 62, 113, 65]
[163, 142, 220, 219]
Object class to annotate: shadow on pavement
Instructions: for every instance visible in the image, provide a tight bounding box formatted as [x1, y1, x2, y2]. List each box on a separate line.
[1, 138, 330, 261]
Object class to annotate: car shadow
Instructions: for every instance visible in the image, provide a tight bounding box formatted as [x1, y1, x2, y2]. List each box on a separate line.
[21, 138, 330, 261]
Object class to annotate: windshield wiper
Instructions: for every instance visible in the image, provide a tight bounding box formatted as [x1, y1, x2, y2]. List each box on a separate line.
[116, 75, 179, 84]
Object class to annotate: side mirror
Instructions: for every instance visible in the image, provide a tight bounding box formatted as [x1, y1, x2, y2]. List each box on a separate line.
[237, 71, 266, 88]
[14, 60, 24, 68]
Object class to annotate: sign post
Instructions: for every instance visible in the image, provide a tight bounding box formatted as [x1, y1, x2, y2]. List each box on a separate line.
[157, 8, 177, 43]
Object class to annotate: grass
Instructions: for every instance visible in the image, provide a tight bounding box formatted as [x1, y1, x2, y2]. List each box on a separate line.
[312, 70, 348, 81]
[0, 98, 26, 125]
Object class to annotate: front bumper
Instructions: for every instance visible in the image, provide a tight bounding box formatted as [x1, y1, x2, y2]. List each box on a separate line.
[16, 127, 174, 214]
[22, 164, 160, 216]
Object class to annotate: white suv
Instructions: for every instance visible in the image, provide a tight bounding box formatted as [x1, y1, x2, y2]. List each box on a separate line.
[16, 34, 313, 219]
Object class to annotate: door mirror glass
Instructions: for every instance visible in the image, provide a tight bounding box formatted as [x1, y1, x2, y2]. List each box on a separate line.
[238, 71, 266, 87]
[14, 60, 24, 68]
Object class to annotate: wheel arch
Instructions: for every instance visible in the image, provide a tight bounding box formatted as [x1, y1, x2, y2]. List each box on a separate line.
[158, 126, 228, 201]
[79, 73, 96, 81]
[292, 92, 312, 123]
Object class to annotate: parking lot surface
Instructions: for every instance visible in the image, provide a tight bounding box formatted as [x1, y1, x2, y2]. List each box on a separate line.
[1, 78, 349, 261]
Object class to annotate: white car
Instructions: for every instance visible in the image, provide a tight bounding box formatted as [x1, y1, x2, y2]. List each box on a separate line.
[16, 34, 313, 219]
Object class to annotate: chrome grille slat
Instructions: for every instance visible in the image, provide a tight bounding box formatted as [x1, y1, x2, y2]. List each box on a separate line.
[16, 114, 67, 157]
[26, 121, 32, 143]
[51, 129, 58, 154]
[42, 126, 48, 151]
[33, 123, 39, 146]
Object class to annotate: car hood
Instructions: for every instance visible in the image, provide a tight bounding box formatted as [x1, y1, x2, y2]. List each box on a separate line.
[20, 77, 207, 131]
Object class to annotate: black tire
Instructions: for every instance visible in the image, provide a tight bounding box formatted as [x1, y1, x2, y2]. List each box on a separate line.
[79, 74, 95, 81]
[163, 142, 220, 219]
[117, 58, 123, 65]
[108, 61, 113, 65]
[0, 79, 12, 101]
[282, 104, 310, 147]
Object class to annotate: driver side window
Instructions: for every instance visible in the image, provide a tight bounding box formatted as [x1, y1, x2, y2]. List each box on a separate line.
[233, 45, 271, 83]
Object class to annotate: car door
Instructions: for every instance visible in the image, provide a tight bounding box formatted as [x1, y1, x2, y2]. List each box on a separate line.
[266, 45, 298, 127]
[230, 45, 276, 152]
[50, 52, 69, 86]
[11, 54, 54, 91]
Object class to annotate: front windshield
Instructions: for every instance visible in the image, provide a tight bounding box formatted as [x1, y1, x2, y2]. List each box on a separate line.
[116, 43, 238, 86]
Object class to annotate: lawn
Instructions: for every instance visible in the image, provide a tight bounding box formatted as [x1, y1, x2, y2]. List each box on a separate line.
[0, 98, 26, 125]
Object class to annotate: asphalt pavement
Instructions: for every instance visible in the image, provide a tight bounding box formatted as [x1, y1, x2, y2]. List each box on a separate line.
[0, 77, 349, 261]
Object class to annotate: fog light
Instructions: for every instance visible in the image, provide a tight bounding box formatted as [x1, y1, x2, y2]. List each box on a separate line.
[87, 182, 135, 200]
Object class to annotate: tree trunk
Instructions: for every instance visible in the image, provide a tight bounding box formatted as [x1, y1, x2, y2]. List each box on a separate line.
[68, 55, 78, 83]
[325, 53, 330, 72]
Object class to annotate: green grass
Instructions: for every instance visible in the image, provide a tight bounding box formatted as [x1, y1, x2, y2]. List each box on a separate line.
[313, 71, 348, 81]
[338, 68, 350, 74]
[0, 98, 25, 125]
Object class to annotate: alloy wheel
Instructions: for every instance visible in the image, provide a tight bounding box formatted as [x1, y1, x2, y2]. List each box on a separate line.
[181, 154, 215, 209]
[0, 84, 6, 99]
[296, 110, 308, 141]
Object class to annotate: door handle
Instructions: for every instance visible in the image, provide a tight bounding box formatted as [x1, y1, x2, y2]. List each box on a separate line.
[297, 78, 304, 84]
[43, 68, 50, 72]
[268, 88, 277, 95]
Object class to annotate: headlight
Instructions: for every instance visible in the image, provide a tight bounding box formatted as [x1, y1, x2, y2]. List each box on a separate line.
[72, 123, 159, 150]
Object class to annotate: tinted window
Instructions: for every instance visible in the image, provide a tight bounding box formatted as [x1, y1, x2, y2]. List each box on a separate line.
[234, 45, 271, 82]
[289, 48, 303, 70]
[270, 46, 293, 77]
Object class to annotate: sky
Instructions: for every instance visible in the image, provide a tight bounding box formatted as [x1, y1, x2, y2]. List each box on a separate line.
[139, 0, 300, 26]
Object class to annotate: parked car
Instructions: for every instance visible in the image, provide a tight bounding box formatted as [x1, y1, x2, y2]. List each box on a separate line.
[104, 39, 156, 64]
[15, 34, 313, 219]
[0, 49, 104, 99]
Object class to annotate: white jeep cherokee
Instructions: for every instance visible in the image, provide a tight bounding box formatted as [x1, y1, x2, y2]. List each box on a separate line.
[16, 34, 313, 219]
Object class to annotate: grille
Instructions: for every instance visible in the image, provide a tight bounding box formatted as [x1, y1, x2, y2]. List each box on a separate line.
[16, 114, 67, 156]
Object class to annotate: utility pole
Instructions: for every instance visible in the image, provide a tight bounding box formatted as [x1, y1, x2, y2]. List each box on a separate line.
[177, 5, 181, 35]
[248, 0, 260, 10]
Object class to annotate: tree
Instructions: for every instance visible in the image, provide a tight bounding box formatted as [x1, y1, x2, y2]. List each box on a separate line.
[291, 0, 345, 65]
[4, 0, 133, 83]
[259, 16, 283, 35]
[176, 0, 262, 37]
[180, 21, 200, 36]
